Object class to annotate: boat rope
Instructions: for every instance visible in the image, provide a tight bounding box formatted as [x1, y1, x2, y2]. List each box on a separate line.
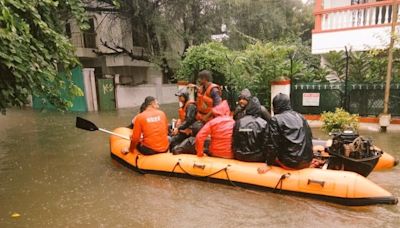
[273, 173, 291, 193]
[135, 155, 146, 175]
[170, 159, 237, 187]
[223, 165, 237, 187]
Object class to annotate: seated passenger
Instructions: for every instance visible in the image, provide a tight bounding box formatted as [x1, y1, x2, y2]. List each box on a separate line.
[232, 97, 270, 162]
[258, 93, 313, 173]
[233, 88, 251, 121]
[195, 100, 234, 159]
[170, 87, 197, 151]
[122, 96, 169, 155]
[233, 88, 271, 121]
[171, 121, 204, 155]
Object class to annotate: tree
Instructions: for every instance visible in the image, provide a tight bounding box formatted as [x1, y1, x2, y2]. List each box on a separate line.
[0, 0, 89, 114]
[92, 0, 314, 80]
[176, 42, 231, 84]
[323, 49, 400, 83]
[218, 0, 314, 50]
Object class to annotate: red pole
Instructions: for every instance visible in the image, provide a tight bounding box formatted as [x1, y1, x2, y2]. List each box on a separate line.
[313, 0, 323, 32]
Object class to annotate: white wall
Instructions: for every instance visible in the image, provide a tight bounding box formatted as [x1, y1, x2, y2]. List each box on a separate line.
[323, 0, 376, 9]
[109, 66, 148, 85]
[324, 0, 351, 9]
[312, 26, 394, 54]
[115, 84, 177, 108]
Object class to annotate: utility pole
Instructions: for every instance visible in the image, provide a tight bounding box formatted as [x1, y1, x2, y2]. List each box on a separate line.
[344, 46, 350, 112]
[380, 0, 399, 132]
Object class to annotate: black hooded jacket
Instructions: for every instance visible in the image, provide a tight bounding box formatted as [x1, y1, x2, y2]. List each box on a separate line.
[233, 89, 252, 121]
[267, 93, 313, 168]
[233, 89, 271, 121]
[232, 97, 269, 162]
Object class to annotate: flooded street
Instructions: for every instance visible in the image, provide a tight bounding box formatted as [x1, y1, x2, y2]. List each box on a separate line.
[0, 104, 399, 227]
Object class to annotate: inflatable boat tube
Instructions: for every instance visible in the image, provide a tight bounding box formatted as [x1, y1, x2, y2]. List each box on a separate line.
[110, 128, 398, 206]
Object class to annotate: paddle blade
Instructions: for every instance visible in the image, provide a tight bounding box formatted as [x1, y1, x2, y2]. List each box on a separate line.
[76, 117, 99, 131]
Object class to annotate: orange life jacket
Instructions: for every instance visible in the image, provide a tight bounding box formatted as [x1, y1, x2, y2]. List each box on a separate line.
[178, 100, 196, 122]
[130, 107, 169, 153]
[196, 83, 221, 122]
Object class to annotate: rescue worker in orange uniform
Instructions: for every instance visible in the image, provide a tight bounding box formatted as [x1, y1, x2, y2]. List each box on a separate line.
[122, 96, 169, 155]
[127, 102, 146, 129]
[190, 70, 222, 123]
[170, 87, 197, 151]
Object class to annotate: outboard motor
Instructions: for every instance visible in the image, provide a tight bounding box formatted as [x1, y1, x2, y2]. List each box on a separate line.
[327, 130, 382, 177]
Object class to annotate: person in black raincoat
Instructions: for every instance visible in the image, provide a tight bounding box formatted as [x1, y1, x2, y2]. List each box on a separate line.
[233, 88, 271, 121]
[258, 93, 313, 173]
[232, 97, 273, 162]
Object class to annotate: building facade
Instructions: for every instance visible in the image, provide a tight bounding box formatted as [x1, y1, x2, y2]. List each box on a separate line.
[67, 2, 176, 111]
[312, 0, 399, 54]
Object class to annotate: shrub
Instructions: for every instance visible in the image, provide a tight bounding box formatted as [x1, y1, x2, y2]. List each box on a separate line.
[229, 42, 297, 105]
[321, 108, 359, 133]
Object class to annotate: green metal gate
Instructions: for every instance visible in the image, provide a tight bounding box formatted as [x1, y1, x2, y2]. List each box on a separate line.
[291, 82, 400, 116]
[96, 78, 116, 111]
[32, 67, 87, 112]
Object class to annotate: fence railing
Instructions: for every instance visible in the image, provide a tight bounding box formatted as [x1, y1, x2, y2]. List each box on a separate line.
[314, 0, 399, 32]
[291, 82, 400, 116]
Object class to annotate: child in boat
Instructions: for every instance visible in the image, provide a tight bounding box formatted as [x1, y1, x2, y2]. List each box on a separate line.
[122, 96, 169, 155]
[258, 93, 313, 173]
[232, 97, 272, 162]
[195, 100, 234, 159]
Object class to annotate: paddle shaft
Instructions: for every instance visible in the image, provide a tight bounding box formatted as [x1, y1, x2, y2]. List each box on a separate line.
[98, 128, 130, 140]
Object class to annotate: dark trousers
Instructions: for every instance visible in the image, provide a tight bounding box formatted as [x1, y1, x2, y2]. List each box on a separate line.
[137, 144, 167, 155]
[170, 133, 189, 151]
[234, 151, 266, 162]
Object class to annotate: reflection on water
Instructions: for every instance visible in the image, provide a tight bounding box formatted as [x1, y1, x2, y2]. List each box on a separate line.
[0, 105, 399, 227]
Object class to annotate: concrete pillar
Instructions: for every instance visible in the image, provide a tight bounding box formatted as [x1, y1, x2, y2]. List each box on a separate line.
[114, 74, 121, 109]
[379, 114, 391, 132]
[82, 68, 98, 111]
[313, 0, 323, 32]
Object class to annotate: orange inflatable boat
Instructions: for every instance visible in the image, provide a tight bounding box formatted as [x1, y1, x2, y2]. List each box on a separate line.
[375, 152, 398, 170]
[110, 127, 398, 206]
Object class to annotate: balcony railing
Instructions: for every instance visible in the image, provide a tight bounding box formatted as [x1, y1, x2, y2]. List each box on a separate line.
[314, 0, 400, 33]
[70, 32, 97, 49]
[131, 46, 147, 56]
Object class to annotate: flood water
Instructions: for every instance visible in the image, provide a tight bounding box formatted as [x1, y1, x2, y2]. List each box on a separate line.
[0, 104, 399, 227]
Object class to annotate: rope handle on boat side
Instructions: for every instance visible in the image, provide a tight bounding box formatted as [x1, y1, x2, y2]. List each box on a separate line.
[307, 179, 325, 187]
[193, 163, 206, 170]
[170, 159, 237, 187]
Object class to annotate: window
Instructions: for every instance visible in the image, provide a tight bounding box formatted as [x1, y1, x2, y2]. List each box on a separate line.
[83, 18, 97, 48]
